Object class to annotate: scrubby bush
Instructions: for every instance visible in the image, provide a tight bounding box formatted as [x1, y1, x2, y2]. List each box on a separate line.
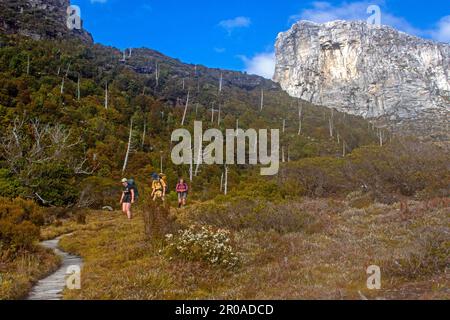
[77, 176, 121, 209]
[164, 225, 240, 269]
[281, 157, 349, 197]
[0, 197, 43, 254]
[143, 199, 179, 241]
[383, 230, 449, 280]
[278, 139, 449, 200]
[190, 199, 321, 234]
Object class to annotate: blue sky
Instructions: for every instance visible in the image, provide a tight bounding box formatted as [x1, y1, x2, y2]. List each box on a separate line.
[72, 0, 450, 78]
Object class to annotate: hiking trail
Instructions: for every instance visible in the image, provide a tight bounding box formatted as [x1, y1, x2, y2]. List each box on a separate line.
[27, 234, 83, 300]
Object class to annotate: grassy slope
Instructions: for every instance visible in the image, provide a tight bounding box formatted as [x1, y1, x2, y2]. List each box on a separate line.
[0, 246, 60, 300]
[54, 198, 449, 300]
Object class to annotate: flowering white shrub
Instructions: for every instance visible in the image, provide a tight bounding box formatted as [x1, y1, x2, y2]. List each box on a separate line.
[164, 225, 240, 269]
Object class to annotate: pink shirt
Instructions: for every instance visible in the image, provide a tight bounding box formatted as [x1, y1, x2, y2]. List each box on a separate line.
[176, 183, 188, 193]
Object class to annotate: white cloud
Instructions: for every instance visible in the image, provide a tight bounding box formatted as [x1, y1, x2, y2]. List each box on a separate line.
[431, 16, 450, 43]
[240, 52, 275, 79]
[218, 16, 251, 34]
[90, 0, 108, 3]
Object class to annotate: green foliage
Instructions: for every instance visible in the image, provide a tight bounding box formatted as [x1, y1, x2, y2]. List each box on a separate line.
[279, 139, 450, 200]
[0, 169, 22, 198]
[0, 35, 382, 207]
[78, 176, 121, 209]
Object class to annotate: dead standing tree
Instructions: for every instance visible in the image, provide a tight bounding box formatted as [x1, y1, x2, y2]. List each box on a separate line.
[1, 118, 93, 202]
[122, 119, 134, 173]
[104, 81, 109, 109]
[181, 90, 190, 126]
[298, 101, 303, 135]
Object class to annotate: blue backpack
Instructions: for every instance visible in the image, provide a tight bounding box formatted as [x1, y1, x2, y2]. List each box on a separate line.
[128, 179, 139, 201]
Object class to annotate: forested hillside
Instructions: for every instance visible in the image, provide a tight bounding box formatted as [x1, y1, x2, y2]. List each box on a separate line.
[0, 34, 387, 207]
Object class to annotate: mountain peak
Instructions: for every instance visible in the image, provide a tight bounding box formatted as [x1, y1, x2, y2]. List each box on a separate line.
[274, 19, 450, 139]
[0, 0, 93, 43]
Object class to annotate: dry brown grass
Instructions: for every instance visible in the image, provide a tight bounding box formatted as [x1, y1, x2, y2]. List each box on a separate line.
[54, 198, 448, 300]
[0, 246, 60, 300]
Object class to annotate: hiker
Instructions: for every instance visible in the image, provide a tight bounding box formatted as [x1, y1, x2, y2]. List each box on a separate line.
[120, 178, 135, 219]
[176, 178, 189, 208]
[159, 173, 169, 194]
[151, 173, 166, 201]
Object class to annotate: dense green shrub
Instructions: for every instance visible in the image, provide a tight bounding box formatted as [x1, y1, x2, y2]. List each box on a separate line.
[78, 176, 121, 209]
[0, 169, 22, 198]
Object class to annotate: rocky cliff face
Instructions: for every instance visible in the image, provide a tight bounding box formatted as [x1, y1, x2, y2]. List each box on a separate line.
[274, 20, 449, 138]
[0, 0, 92, 42]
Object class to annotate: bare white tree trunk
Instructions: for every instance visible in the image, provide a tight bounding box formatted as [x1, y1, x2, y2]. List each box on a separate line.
[128, 48, 132, 58]
[77, 74, 81, 101]
[160, 154, 163, 173]
[182, 78, 185, 90]
[219, 73, 223, 93]
[260, 89, 264, 111]
[379, 130, 384, 147]
[59, 63, 71, 95]
[282, 146, 286, 163]
[141, 119, 146, 149]
[65, 62, 71, 77]
[282, 119, 286, 134]
[342, 141, 346, 157]
[224, 166, 228, 195]
[26, 55, 30, 75]
[217, 103, 221, 125]
[122, 119, 133, 173]
[155, 62, 159, 87]
[60, 77, 65, 94]
[220, 172, 224, 192]
[329, 110, 334, 138]
[105, 82, 108, 109]
[298, 104, 303, 135]
[337, 133, 340, 144]
[181, 91, 190, 126]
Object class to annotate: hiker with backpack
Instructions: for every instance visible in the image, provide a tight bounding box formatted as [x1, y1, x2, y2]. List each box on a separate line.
[120, 178, 135, 220]
[151, 173, 166, 202]
[176, 178, 189, 208]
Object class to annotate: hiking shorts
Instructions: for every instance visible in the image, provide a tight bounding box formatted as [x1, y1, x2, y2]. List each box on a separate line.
[178, 192, 188, 200]
[123, 196, 132, 204]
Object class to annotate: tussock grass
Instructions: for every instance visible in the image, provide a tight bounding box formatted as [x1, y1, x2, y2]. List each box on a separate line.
[55, 198, 448, 300]
[0, 246, 60, 300]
